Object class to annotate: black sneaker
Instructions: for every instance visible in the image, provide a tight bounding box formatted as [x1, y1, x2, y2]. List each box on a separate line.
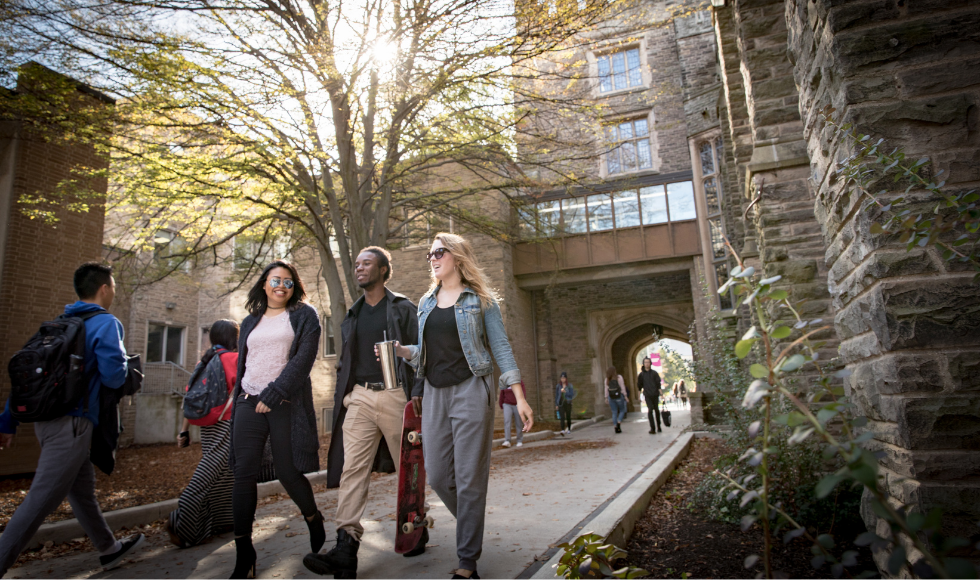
[451, 571, 480, 579]
[100, 534, 145, 571]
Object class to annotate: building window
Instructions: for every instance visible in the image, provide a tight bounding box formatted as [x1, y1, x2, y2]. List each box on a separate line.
[696, 136, 732, 309]
[520, 180, 696, 239]
[562, 197, 588, 234]
[605, 118, 652, 175]
[322, 315, 336, 356]
[597, 47, 643, 93]
[612, 191, 640, 228]
[147, 323, 185, 365]
[153, 230, 191, 273]
[234, 234, 291, 272]
[587, 193, 614, 232]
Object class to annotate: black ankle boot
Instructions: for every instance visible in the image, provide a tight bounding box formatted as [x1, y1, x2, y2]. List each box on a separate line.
[230, 536, 256, 579]
[303, 529, 359, 578]
[306, 510, 326, 553]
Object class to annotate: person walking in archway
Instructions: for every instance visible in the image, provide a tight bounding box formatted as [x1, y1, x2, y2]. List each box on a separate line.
[229, 261, 324, 579]
[679, 379, 689, 408]
[604, 366, 628, 434]
[554, 372, 575, 435]
[393, 232, 532, 579]
[637, 357, 662, 434]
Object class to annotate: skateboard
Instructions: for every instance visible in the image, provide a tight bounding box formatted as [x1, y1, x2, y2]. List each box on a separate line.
[395, 401, 433, 553]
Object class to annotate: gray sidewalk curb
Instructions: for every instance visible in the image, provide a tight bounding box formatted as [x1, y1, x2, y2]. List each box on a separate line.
[529, 432, 695, 578]
[13, 470, 331, 551]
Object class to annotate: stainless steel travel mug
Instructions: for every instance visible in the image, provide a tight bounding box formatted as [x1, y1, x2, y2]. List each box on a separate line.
[376, 340, 399, 390]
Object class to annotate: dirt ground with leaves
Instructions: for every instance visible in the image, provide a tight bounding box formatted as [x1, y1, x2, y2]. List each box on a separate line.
[0, 435, 333, 533]
[625, 438, 880, 579]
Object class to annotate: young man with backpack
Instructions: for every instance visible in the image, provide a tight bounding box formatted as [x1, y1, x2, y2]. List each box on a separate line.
[0, 262, 144, 576]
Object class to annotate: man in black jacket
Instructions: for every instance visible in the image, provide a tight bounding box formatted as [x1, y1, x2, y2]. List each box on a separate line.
[306, 247, 425, 578]
[638, 357, 662, 434]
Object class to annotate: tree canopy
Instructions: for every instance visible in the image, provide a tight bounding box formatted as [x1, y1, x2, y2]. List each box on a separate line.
[1, 0, 624, 336]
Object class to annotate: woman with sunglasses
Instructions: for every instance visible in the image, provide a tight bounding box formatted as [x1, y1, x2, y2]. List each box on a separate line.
[392, 233, 533, 580]
[229, 261, 324, 578]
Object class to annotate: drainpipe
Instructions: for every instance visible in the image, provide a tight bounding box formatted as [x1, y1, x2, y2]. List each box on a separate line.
[531, 290, 542, 417]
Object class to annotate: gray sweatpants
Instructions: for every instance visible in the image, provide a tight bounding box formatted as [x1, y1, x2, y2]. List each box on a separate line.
[0, 415, 117, 576]
[502, 403, 523, 444]
[422, 374, 495, 572]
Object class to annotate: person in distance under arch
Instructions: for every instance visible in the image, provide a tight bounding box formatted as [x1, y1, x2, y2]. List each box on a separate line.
[391, 232, 533, 580]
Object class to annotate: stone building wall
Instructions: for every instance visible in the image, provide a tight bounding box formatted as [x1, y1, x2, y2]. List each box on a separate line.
[785, 0, 980, 546]
[531, 269, 694, 419]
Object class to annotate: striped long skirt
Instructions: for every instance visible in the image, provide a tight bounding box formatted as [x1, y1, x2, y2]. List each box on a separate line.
[168, 420, 234, 547]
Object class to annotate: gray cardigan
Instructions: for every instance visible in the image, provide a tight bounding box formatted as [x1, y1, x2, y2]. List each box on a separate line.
[230, 302, 321, 474]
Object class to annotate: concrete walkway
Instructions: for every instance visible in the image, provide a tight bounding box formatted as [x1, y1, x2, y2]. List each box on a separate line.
[7, 407, 691, 579]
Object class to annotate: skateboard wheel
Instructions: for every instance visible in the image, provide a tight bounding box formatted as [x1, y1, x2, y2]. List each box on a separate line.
[401, 522, 415, 534]
[424, 515, 435, 528]
[407, 431, 421, 445]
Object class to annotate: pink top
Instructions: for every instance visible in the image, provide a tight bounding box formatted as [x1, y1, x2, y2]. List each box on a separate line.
[242, 311, 294, 396]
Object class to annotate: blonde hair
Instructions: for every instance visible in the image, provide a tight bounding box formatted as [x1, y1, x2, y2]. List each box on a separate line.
[428, 232, 500, 308]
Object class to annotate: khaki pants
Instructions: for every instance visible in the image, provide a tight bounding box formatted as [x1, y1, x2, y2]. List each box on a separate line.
[335, 385, 408, 541]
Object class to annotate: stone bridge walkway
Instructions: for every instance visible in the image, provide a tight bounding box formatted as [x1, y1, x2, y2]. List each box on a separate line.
[8, 407, 691, 579]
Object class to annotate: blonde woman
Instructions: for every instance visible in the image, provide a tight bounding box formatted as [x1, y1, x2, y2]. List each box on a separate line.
[393, 233, 532, 580]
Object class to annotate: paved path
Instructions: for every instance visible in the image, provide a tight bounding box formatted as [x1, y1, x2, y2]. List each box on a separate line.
[8, 407, 690, 579]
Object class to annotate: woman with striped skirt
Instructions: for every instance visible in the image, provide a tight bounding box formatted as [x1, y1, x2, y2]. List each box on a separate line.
[168, 320, 240, 548]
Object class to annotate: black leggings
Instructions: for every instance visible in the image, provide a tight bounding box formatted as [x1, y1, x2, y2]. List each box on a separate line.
[232, 395, 317, 537]
[559, 402, 573, 431]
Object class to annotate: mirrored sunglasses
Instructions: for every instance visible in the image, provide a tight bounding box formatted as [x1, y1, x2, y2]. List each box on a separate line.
[269, 277, 294, 289]
[426, 248, 451, 261]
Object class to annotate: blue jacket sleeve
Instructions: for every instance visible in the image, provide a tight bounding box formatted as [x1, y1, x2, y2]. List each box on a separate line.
[0, 399, 18, 434]
[484, 299, 521, 387]
[94, 318, 128, 390]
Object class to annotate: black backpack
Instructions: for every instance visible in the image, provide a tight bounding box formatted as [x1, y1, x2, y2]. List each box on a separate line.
[183, 349, 229, 423]
[7, 311, 103, 422]
[608, 378, 623, 399]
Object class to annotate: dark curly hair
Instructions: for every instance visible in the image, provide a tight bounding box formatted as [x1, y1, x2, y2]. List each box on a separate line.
[244, 260, 307, 316]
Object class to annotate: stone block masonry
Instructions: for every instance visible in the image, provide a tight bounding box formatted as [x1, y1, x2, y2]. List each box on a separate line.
[786, 0, 980, 549]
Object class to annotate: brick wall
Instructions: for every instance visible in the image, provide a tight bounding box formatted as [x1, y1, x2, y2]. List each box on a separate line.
[786, 0, 980, 546]
[0, 90, 110, 474]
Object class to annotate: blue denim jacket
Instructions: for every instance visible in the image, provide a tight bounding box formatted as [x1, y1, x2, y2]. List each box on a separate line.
[405, 286, 521, 392]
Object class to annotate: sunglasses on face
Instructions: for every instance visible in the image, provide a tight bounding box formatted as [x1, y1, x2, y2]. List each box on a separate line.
[426, 248, 450, 261]
[269, 277, 294, 289]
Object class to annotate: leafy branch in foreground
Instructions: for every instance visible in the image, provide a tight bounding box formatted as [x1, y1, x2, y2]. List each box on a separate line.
[821, 105, 980, 279]
[715, 240, 979, 579]
[554, 533, 647, 579]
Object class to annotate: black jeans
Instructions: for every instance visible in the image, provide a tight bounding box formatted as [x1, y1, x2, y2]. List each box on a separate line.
[232, 395, 317, 537]
[559, 402, 573, 431]
[647, 402, 662, 432]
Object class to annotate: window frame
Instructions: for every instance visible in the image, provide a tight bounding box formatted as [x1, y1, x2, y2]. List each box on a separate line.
[690, 132, 733, 310]
[146, 322, 186, 366]
[589, 39, 649, 98]
[322, 315, 337, 358]
[602, 115, 656, 178]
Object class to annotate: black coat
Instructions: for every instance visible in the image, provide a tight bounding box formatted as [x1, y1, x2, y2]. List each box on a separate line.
[638, 369, 662, 401]
[326, 288, 418, 488]
[230, 303, 322, 474]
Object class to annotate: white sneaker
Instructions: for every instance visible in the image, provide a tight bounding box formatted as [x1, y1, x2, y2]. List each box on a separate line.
[516, 442, 523, 447]
[501, 441, 511, 448]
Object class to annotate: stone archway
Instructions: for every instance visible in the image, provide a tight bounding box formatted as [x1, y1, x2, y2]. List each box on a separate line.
[586, 302, 694, 417]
